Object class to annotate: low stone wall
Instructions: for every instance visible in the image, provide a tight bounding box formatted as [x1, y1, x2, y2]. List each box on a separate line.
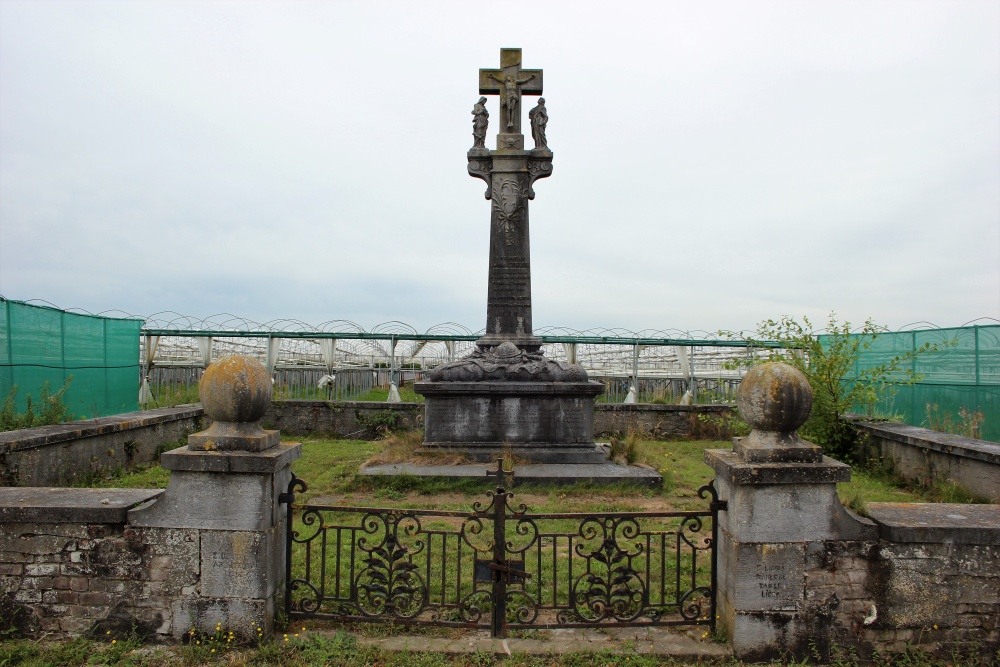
[865, 504, 999, 656]
[850, 417, 1000, 501]
[709, 444, 1000, 662]
[0, 443, 298, 640]
[263, 400, 734, 440]
[594, 403, 733, 439]
[262, 401, 423, 438]
[0, 403, 736, 487]
[787, 504, 999, 661]
[0, 488, 180, 636]
[0, 407, 203, 487]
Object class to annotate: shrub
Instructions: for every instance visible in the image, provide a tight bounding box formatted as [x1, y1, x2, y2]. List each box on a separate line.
[724, 314, 942, 461]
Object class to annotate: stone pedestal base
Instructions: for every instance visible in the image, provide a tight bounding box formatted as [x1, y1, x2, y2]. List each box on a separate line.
[705, 447, 874, 662]
[414, 380, 607, 464]
[128, 443, 301, 638]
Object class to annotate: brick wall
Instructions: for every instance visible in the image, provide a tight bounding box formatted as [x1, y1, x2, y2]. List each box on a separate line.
[0, 521, 200, 637]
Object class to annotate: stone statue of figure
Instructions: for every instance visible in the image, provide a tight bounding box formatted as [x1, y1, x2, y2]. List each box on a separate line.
[488, 71, 536, 130]
[528, 98, 548, 149]
[471, 96, 489, 149]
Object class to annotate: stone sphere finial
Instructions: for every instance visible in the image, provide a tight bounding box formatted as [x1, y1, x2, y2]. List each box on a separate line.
[737, 362, 812, 434]
[200, 355, 272, 423]
[734, 361, 821, 463]
[187, 355, 280, 452]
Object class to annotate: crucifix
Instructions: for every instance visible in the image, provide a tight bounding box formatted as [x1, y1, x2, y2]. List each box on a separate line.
[479, 48, 543, 139]
[468, 48, 552, 350]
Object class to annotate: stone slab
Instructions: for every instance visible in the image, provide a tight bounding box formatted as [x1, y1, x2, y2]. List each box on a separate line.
[733, 436, 823, 463]
[353, 626, 729, 658]
[732, 542, 804, 611]
[160, 442, 301, 474]
[706, 449, 851, 485]
[867, 502, 1000, 545]
[849, 417, 1000, 465]
[0, 488, 163, 524]
[415, 381, 603, 397]
[358, 462, 663, 488]
[417, 442, 609, 464]
[188, 427, 280, 453]
[0, 405, 203, 452]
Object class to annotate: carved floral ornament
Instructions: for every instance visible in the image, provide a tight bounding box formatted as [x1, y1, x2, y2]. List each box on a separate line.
[492, 177, 524, 240]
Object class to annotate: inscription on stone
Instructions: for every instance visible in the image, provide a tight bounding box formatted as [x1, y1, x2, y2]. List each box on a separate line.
[734, 543, 803, 611]
[488, 259, 530, 307]
[755, 563, 786, 599]
[426, 399, 587, 442]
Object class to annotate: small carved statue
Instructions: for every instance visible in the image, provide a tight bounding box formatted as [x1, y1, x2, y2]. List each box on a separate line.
[471, 97, 489, 149]
[528, 98, 548, 149]
[488, 71, 536, 130]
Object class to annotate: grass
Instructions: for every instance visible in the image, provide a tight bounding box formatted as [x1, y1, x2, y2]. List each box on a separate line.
[1, 629, 994, 666]
[141, 383, 202, 409]
[95, 432, 945, 510]
[356, 384, 426, 403]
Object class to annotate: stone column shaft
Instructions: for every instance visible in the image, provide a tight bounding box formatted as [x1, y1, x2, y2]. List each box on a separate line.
[469, 151, 552, 350]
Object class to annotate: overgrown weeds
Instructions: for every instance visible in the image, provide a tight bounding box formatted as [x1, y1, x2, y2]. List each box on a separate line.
[0, 378, 74, 432]
[608, 429, 644, 465]
[924, 403, 986, 440]
[692, 411, 750, 440]
[363, 429, 425, 464]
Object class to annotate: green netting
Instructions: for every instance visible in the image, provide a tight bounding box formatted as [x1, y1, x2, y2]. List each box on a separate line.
[0, 299, 141, 420]
[823, 325, 999, 442]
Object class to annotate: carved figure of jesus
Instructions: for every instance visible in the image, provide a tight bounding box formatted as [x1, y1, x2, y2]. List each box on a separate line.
[488, 71, 536, 130]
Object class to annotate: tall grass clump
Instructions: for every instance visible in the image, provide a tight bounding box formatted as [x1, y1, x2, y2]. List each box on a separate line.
[0, 378, 74, 432]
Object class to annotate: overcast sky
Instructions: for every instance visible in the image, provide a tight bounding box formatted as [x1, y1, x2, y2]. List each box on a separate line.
[1, 0, 998, 335]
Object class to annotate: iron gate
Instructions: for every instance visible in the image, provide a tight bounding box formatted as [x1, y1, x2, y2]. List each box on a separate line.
[280, 462, 726, 637]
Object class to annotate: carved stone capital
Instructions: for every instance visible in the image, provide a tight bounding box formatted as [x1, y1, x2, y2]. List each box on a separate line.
[525, 155, 553, 200]
[467, 153, 493, 199]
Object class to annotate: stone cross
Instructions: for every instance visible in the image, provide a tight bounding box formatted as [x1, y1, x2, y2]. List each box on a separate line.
[470, 49, 552, 350]
[479, 48, 543, 143]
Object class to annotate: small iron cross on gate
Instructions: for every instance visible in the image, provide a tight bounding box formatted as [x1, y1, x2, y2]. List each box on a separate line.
[485, 457, 514, 489]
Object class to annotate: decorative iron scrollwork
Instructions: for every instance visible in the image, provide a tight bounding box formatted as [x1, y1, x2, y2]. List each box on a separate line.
[565, 517, 646, 622]
[283, 471, 724, 638]
[355, 512, 428, 619]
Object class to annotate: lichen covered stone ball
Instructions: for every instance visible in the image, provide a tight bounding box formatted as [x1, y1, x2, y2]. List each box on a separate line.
[737, 362, 812, 433]
[199, 355, 272, 424]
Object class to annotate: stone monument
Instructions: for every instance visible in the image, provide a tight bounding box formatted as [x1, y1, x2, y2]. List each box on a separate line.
[414, 48, 606, 464]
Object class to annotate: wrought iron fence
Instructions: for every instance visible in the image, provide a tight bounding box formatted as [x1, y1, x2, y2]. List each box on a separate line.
[280, 466, 725, 637]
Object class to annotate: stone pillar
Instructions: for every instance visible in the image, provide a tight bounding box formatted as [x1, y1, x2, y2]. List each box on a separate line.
[129, 355, 301, 638]
[705, 362, 873, 662]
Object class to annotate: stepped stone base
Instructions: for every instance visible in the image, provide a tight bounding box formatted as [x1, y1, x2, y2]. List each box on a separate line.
[414, 380, 607, 464]
[359, 461, 663, 488]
